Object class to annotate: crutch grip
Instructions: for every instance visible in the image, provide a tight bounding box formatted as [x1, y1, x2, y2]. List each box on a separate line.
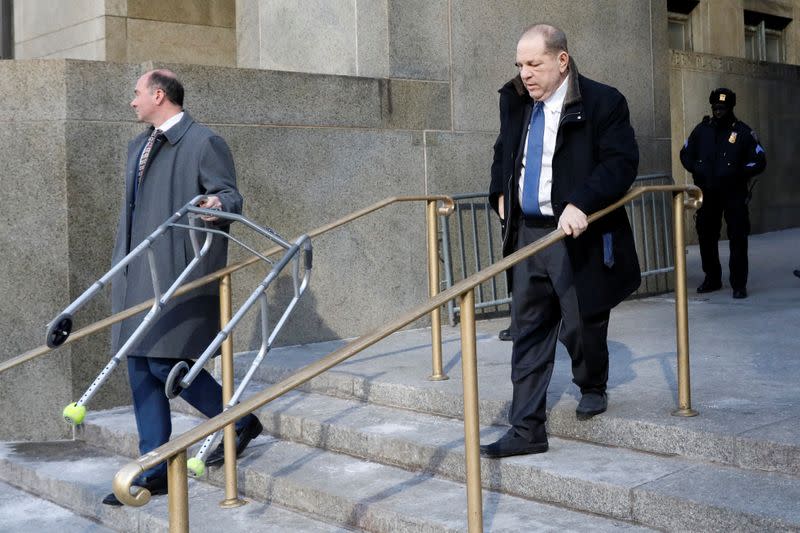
[46, 313, 73, 348]
[304, 247, 313, 270]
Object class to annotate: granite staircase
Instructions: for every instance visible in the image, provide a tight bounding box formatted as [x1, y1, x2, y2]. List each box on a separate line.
[2, 315, 799, 532]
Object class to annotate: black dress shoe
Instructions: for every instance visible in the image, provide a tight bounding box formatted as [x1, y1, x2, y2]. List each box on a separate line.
[479, 429, 548, 458]
[498, 328, 513, 342]
[102, 474, 167, 506]
[732, 288, 747, 299]
[696, 280, 722, 293]
[794, 269, 800, 279]
[206, 416, 263, 466]
[576, 392, 607, 420]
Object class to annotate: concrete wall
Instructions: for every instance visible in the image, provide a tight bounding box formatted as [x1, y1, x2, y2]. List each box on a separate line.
[13, 0, 235, 66]
[670, 50, 800, 234]
[239, 0, 672, 174]
[0, 59, 449, 439]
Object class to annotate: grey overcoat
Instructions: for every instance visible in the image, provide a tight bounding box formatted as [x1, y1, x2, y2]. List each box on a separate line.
[110, 112, 242, 359]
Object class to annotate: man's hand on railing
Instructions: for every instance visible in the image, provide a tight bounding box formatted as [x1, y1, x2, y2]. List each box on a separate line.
[558, 204, 588, 237]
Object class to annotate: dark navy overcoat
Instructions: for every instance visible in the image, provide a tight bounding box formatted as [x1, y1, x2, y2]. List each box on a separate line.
[489, 61, 641, 316]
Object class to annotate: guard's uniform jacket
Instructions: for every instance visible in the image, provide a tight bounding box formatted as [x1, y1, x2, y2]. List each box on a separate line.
[679, 115, 766, 197]
[679, 113, 766, 291]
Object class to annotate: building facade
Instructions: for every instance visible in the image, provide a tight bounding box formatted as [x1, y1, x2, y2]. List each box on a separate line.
[0, 1, 797, 441]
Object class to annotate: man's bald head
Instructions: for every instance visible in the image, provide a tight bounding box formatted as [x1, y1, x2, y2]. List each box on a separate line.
[144, 69, 184, 107]
[519, 24, 568, 56]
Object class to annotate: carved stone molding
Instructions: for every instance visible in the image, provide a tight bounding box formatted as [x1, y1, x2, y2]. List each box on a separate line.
[671, 50, 800, 81]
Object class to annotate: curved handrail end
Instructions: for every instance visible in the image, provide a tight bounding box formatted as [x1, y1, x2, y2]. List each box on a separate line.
[437, 196, 455, 216]
[113, 462, 149, 507]
[685, 186, 703, 209]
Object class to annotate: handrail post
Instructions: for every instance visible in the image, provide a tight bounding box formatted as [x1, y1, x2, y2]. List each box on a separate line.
[219, 274, 248, 506]
[671, 192, 698, 417]
[168, 450, 189, 533]
[427, 200, 448, 380]
[459, 289, 483, 533]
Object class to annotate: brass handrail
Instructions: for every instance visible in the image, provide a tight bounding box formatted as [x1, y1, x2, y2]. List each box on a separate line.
[0, 195, 455, 376]
[112, 185, 702, 532]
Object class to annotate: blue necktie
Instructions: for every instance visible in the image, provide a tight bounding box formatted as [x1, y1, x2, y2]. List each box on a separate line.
[521, 102, 544, 216]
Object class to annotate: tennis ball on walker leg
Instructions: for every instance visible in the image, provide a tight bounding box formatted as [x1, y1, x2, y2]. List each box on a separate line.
[187, 457, 206, 477]
[63, 402, 86, 425]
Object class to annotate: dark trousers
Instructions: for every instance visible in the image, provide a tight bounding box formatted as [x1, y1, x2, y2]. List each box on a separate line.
[695, 190, 750, 290]
[127, 355, 256, 479]
[509, 221, 610, 443]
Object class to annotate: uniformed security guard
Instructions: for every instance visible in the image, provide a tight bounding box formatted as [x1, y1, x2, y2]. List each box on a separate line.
[680, 88, 766, 299]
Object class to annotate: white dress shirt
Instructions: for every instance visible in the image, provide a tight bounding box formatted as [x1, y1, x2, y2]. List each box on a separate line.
[157, 111, 184, 133]
[137, 112, 184, 171]
[518, 76, 569, 217]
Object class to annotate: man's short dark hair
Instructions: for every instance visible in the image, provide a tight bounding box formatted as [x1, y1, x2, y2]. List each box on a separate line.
[147, 70, 184, 107]
[521, 24, 569, 55]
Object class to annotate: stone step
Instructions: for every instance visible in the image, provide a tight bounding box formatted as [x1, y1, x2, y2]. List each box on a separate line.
[230, 334, 800, 478]
[0, 440, 352, 533]
[79, 408, 652, 532]
[0, 479, 117, 532]
[89, 396, 800, 533]
[246, 386, 800, 532]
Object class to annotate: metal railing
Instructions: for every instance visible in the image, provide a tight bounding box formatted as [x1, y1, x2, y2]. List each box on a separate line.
[0, 195, 455, 513]
[106, 185, 701, 533]
[441, 173, 677, 324]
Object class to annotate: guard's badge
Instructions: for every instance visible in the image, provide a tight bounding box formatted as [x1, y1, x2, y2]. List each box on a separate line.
[751, 130, 760, 143]
[728, 132, 737, 143]
[719, 93, 727, 102]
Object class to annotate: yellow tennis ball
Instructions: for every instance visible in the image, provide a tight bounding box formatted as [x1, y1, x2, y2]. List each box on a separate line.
[187, 457, 206, 477]
[62, 402, 86, 425]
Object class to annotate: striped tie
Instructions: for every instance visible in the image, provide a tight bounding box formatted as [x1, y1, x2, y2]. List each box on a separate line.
[137, 128, 162, 185]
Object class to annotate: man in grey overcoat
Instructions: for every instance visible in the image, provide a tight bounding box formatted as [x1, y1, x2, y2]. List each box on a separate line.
[103, 69, 262, 505]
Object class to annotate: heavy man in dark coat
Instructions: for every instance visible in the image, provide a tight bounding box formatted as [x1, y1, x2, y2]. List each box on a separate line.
[103, 70, 261, 505]
[482, 25, 640, 458]
[680, 88, 766, 299]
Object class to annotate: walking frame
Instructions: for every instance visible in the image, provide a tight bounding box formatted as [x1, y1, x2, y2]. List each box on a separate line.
[47, 196, 313, 466]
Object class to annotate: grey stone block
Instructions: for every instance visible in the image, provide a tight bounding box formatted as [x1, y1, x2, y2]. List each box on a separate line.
[425, 131, 497, 195]
[379, 79, 451, 130]
[387, 0, 449, 81]
[158, 62, 383, 128]
[235, 0, 261, 69]
[0, 121, 72, 441]
[64, 61, 142, 122]
[736, 417, 800, 476]
[215, 125, 429, 347]
[632, 464, 800, 531]
[0, 60, 66, 121]
[449, 0, 666, 140]
[126, 0, 235, 28]
[255, 0, 357, 76]
[355, 0, 390, 78]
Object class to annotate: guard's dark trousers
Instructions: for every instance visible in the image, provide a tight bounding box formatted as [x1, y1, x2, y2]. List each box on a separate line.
[695, 189, 749, 290]
[509, 220, 610, 443]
